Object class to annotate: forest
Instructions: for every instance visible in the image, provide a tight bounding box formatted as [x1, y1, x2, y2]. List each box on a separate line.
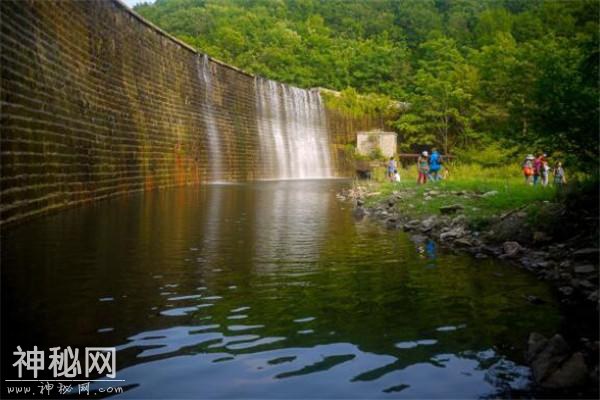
[134, 0, 599, 165]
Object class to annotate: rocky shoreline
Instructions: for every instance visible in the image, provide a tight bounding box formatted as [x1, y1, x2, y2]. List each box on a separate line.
[338, 185, 599, 396]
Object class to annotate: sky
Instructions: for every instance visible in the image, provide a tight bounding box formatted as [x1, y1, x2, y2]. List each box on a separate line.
[122, 0, 155, 8]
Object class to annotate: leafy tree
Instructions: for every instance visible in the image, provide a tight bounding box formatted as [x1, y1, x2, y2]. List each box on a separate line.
[394, 37, 482, 153]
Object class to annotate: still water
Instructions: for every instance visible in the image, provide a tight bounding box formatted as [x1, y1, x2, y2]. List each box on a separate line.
[1, 180, 561, 398]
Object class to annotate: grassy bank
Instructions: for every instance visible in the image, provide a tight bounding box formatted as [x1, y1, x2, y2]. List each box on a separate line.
[359, 163, 570, 233]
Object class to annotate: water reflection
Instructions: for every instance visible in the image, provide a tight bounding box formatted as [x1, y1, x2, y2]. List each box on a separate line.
[1, 181, 560, 398]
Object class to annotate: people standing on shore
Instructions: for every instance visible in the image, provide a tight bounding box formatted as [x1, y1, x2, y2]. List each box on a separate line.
[533, 153, 547, 185]
[541, 159, 550, 186]
[522, 154, 534, 185]
[428, 148, 442, 182]
[553, 161, 566, 187]
[417, 151, 429, 184]
[387, 156, 397, 182]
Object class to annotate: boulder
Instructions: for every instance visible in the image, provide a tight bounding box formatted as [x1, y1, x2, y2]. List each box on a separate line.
[353, 207, 366, 220]
[482, 190, 499, 198]
[571, 279, 595, 290]
[440, 204, 464, 215]
[574, 265, 596, 274]
[530, 334, 571, 384]
[527, 332, 549, 362]
[541, 352, 588, 389]
[356, 198, 364, 207]
[403, 220, 420, 231]
[410, 234, 427, 244]
[419, 216, 437, 232]
[533, 231, 553, 243]
[559, 286, 574, 296]
[440, 227, 465, 241]
[572, 248, 600, 259]
[454, 238, 473, 247]
[386, 217, 399, 229]
[487, 212, 533, 244]
[503, 241, 522, 258]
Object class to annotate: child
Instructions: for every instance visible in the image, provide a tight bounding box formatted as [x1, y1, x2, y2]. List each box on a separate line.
[553, 162, 566, 187]
[417, 151, 429, 184]
[393, 169, 401, 183]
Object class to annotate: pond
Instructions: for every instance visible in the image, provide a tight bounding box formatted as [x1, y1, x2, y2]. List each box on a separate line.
[1, 180, 561, 398]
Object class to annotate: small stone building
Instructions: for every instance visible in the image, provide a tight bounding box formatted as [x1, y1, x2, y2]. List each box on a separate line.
[356, 131, 397, 158]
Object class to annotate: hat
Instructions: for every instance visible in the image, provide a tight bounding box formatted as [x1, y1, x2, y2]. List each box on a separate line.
[422, 151, 429, 156]
[526, 154, 534, 160]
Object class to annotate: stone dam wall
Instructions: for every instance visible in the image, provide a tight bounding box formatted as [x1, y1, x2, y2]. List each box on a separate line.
[0, 0, 378, 225]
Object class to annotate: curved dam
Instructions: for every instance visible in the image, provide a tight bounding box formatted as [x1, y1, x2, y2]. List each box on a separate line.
[0, 0, 373, 224]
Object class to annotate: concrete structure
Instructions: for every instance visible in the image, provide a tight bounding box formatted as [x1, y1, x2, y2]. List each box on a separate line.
[357, 131, 397, 158]
[0, 0, 381, 224]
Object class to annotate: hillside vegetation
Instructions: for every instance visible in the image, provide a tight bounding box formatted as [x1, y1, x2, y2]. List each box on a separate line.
[135, 0, 598, 164]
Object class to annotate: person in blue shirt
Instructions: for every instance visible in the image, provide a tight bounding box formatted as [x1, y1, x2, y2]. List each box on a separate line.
[428, 148, 442, 181]
[387, 156, 397, 182]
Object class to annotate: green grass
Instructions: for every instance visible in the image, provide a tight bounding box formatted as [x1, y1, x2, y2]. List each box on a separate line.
[359, 163, 560, 228]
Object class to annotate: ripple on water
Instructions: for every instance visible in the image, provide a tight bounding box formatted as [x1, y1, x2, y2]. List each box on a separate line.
[395, 339, 438, 349]
[227, 324, 264, 332]
[293, 317, 315, 323]
[160, 306, 199, 317]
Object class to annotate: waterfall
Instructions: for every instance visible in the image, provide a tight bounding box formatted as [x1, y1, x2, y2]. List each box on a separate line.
[255, 77, 333, 180]
[197, 54, 223, 181]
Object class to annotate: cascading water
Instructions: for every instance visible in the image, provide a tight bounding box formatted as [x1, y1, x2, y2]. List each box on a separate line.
[197, 54, 223, 181]
[255, 77, 333, 180]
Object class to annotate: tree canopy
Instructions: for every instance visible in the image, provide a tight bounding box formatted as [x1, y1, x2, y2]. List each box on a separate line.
[135, 0, 599, 162]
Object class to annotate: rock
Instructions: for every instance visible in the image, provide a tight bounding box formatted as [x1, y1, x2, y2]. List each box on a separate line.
[428, 190, 440, 196]
[560, 272, 573, 281]
[386, 218, 398, 229]
[533, 231, 553, 243]
[451, 214, 468, 227]
[572, 248, 600, 259]
[353, 207, 366, 220]
[482, 190, 499, 197]
[559, 286, 574, 296]
[571, 279, 595, 290]
[475, 253, 488, 259]
[454, 238, 473, 247]
[587, 290, 599, 302]
[356, 198, 364, 207]
[487, 212, 533, 244]
[403, 220, 420, 231]
[541, 352, 588, 389]
[530, 334, 571, 384]
[559, 260, 572, 269]
[503, 241, 522, 258]
[525, 295, 546, 305]
[574, 265, 596, 274]
[419, 216, 437, 232]
[424, 195, 432, 201]
[482, 245, 502, 256]
[440, 227, 465, 241]
[410, 234, 427, 244]
[527, 332, 549, 362]
[440, 204, 464, 215]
